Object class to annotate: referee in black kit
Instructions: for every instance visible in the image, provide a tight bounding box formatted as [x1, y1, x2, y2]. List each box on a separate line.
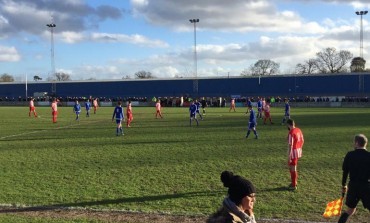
[338, 134, 370, 223]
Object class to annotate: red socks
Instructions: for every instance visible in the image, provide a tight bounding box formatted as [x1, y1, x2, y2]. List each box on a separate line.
[290, 170, 298, 187]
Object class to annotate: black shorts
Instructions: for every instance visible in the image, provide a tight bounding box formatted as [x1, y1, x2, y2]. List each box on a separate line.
[345, 181, 370, 210]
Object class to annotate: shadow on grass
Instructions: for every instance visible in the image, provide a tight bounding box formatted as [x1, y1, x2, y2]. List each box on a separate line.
[0, 190, 224, 213]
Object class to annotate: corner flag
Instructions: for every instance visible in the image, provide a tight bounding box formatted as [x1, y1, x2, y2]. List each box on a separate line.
[323, 197, 344, 218]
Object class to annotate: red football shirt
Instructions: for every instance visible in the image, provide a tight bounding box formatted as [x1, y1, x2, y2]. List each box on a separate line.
[288, 127, 304, 159]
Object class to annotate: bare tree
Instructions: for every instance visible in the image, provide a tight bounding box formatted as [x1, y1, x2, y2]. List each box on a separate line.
[134, 70, 154, 79]
[174, 74, 183, 78]
[55, 72, 71, 81]
[249, 59, 279, 76]
[33, 75, 42, 81]
[315, 47, 353, 73]
[0, 73, 15, 82]
[295, 59, 319, 75]
[240, 68, 251, 76]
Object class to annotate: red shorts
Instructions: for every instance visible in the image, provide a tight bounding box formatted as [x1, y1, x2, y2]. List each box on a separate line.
[52, 111, 58, 116]
[127, 113, 133, 120]
[30, 106, 35, 111]
[264, 112, 270, 118]
[289, 158, 298, 166]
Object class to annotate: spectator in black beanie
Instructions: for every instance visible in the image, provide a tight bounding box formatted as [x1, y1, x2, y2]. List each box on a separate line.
[207, 171, 257, 223]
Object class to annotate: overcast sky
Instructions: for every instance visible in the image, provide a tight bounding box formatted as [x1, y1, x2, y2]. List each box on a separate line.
[1, 0, 370, 81]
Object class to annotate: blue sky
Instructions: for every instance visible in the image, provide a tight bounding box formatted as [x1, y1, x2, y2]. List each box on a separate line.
[0, 0, 369, 81]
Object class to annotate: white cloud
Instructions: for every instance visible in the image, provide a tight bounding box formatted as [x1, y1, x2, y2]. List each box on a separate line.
[151, 66, 180, 78]
[350, 2, 370, 9]
[0, 0, 124, 37]
[131, 0, 149, 6]
[1, 0, 367, 80]
[48, 31, 169, 47]
[0, 15, 8, 26]
[74, 65, 122, 80]
[90, 33, 169, 47]
[0, 46, 21, 62]
[56, 68, 73, 75]
[130, 0, 327, 34]
[90, 25, 360, 78]
[113, 55, 188, 77]
[59, 31, 85, 44]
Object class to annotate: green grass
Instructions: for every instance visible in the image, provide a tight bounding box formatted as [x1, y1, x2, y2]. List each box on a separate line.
[0, 106, 369, 222]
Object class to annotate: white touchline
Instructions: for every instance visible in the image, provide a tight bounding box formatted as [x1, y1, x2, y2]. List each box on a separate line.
[0, 120, 103, 140]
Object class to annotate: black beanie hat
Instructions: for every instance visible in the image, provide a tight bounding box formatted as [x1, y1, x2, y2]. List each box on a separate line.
[221, 171, 256, 203]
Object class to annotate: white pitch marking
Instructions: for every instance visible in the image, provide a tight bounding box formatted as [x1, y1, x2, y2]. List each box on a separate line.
[0, 120, 103, 140]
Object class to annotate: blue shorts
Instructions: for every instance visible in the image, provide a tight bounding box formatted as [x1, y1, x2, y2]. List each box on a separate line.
[258, 107, 262, 112]
[285, 111, 290, 117]
[248, 122, 256, 129]
[75, 111, 80, 115]
[190, 113, 196, 118]
[115, 119, 122, 124]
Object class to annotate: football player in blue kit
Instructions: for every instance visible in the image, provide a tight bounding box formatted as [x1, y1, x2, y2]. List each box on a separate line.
[73, 100, 81, 121]
[189, 101, 199, 126]
[246, 105, 258, 139]
[85, 99, 91, 117]
[112, 101, 125, 136]
[195, 99, 203, 120]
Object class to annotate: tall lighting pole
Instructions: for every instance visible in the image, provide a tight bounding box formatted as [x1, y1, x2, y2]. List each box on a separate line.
[47, 19, 56, 96]
[189, 19, 199, 95]
[356, 11, 368, 58]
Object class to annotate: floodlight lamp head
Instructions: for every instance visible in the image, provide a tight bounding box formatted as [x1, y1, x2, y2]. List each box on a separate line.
[364, 11, 368, 15]
[356, 11, 360, 15]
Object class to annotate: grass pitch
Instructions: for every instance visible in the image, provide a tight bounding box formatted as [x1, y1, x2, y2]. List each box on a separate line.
[0, 106, 369, 222]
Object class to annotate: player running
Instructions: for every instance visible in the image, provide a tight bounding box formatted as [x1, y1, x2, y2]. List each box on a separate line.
[73, 100, 81, 121]
[281, 98, 290, 125]
[29, 97, 38, 118]
[51, 98, 58, 123]
[245, 105, 258, 139]
[126, 100, 133, 127]
[155, 100, 163, 119]
[112, 101, 124, 136]
[85, 99, 91, 117]
[286, 119, 304, 190]
[189, 101, 199, 126]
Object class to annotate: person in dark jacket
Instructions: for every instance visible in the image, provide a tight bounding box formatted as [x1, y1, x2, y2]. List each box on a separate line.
[207, 171, 257, 223]
[338, 134, 370, 223]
